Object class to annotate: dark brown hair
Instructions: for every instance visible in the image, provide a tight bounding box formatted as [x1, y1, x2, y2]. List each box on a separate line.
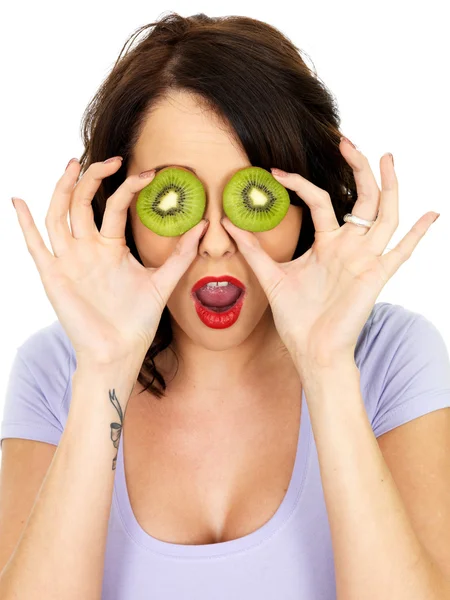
[77, 11, 357, 399]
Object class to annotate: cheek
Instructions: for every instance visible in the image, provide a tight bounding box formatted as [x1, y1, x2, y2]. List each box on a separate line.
[257, 204, 302, 261]
[129, 207, 178, 268]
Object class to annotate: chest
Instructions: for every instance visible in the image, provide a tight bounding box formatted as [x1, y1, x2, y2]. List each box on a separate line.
[121, 381, 302, 546]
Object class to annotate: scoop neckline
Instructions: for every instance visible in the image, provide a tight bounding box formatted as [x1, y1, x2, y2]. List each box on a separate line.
[114, 388, 311, 559]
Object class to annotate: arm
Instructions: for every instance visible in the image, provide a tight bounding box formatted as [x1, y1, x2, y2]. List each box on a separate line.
[299, 358, 450, 600]
[0, 355, 142, 600]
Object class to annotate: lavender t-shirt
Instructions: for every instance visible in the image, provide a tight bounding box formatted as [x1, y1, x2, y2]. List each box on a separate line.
[2, 301, 450, 599]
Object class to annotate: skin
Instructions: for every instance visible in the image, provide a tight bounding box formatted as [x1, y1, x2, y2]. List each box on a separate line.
[126, 89, 303, 406]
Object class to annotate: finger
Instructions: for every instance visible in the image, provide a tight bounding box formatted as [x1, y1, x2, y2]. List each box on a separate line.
[380, 212, 438, 279]
[70, 157, 123, 240]
[338, 138, 381, 235]
[219, 216, 285, 299]
[364, 153, 399, 254]
[46, 158, 81, 256]
[100, 169, 156, 241]
[149, 219, 210, 307]
[270, 168, 340, 234]
[12, 197, 56, 275]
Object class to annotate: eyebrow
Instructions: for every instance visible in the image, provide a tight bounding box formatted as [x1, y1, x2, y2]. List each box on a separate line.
[153, 164, 198, 175]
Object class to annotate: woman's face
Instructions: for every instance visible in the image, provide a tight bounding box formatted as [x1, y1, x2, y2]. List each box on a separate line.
[127, 89, 302, 356]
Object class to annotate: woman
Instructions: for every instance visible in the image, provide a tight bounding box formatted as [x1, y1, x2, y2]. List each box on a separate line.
[1, 12, 450, 600]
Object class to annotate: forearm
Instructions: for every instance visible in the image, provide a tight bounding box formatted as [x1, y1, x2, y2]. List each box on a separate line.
[297, 358, 450, 600]
[0, 356, 142, 600]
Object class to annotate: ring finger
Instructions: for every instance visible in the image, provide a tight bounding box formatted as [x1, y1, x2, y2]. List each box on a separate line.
[69, 157, 124, 240]
[339, 138, 382, 236]
[45, 158, 81, 256]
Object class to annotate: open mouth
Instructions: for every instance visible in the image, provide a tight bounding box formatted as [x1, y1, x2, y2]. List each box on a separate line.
[194, 289, 244, 312]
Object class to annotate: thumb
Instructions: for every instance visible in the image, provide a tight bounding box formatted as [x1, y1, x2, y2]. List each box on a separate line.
[148, 219, 209, 304]
[220, 216, 284, 299]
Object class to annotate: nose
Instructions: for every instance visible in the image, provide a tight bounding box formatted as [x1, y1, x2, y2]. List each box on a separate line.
[198, 213, 236, 258]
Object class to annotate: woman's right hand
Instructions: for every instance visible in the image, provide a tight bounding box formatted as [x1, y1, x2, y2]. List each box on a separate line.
[11, 157, 209, 366]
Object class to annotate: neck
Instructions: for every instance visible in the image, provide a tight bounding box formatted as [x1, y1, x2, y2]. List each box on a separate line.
[139, 324, 299, 413]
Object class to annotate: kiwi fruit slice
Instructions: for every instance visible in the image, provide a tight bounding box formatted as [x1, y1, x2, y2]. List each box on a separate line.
[223, 166, 290, 232]
[136, 167, 206, 236]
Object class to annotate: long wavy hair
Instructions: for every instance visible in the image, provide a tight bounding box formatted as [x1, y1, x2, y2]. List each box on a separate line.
[77, 11, 357, 399]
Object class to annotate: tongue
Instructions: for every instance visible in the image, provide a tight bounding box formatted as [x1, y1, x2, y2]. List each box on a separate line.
[196, 284, 242, 307]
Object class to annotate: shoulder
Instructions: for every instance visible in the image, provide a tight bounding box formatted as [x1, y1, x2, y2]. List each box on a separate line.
[18, 319, 73, 359]
[356, 302, 450, 437]
[357, 301, 449, 373]
[17, 319, 74, 376]
[16, 319, 75, 415]
[1, 320, 75, 446]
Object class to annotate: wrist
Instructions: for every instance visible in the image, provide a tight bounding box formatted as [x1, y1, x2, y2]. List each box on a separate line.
[294, 352, 359, 383]
[74, 353, 145, 384]
[71, 356, 145, 413]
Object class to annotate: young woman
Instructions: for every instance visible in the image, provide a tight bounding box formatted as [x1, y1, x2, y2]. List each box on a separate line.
[1, 12, 449, 600]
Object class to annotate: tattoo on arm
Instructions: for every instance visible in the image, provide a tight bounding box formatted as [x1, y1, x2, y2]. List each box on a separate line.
[109, 389, 124, 471]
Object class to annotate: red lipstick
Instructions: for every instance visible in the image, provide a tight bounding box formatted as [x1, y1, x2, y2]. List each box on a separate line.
[191, 275, 245, 293]
[190, 275, 247, 329]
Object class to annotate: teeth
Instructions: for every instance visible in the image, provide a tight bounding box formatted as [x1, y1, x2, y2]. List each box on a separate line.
[206, 281, 230, 288]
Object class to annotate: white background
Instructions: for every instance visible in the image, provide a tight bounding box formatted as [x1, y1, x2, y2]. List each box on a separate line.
[0, 0, 449, 455]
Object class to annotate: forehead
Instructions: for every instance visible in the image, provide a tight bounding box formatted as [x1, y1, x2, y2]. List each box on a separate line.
[132, 90, 247, 168]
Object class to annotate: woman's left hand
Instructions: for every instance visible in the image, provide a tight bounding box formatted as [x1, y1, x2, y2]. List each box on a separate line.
[221, 138, 440, 370]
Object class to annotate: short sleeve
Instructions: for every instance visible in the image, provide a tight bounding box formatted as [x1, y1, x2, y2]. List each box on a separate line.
[0, 322, 71, 450]
[370, 308, 450, 438]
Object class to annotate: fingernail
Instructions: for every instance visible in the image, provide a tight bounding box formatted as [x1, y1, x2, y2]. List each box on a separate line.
[433, 213, 440, 223]
[138, 169, 156, 179]
[340, 136, 357, 150]
[103, 156, 123, 164]
[271, 168, 288, 177]
[65, 157, 79, 170]
[201, 219, 209, 235]
[11, 197, 19, 209]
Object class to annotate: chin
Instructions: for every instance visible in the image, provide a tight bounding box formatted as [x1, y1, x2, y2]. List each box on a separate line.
[166, 298, 270, 347]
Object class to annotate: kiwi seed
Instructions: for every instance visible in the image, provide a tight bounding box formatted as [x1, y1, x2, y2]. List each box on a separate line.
[136, 167, 206, 236]
[223, 166, 290, 232]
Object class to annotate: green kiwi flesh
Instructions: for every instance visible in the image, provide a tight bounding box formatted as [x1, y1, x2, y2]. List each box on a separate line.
[136, 167, 206, 236]
[223, 166, 290, 232]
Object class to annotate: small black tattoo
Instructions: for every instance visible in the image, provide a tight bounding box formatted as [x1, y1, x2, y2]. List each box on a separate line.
[109, 389, 124, 471]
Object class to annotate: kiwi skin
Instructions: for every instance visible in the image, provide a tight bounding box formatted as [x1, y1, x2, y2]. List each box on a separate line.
[136, 167, 206, 237]
[223, 166, 290, 232]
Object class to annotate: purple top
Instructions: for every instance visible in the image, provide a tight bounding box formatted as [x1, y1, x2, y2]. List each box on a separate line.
[2, 301, 450, 599]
